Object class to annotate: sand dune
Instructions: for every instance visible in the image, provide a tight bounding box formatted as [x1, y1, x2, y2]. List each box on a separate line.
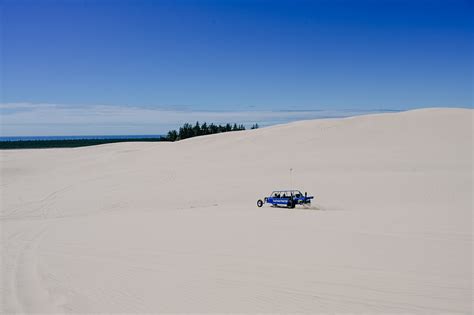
[1, 108, 472, 313]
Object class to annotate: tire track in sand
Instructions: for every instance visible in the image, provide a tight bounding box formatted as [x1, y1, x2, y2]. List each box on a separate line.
[9, 223, 61, 313]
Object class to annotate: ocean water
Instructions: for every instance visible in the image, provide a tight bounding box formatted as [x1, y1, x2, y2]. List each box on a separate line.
[0, 135, 164, 141]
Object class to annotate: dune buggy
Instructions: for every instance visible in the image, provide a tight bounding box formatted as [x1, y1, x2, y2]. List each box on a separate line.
[257, 190, 314, 208]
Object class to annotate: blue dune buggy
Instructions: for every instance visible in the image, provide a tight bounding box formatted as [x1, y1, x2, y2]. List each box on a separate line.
[257, 190, 314, 209]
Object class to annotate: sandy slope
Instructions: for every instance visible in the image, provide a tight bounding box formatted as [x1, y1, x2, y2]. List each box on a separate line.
[1, 108, 472, 313]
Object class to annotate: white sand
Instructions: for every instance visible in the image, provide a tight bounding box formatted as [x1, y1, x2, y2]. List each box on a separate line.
[1, 108, 472, 313]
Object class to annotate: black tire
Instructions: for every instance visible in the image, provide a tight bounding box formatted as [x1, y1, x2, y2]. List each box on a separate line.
[287, 199, 295, 208]
[257, 199, 263, 207]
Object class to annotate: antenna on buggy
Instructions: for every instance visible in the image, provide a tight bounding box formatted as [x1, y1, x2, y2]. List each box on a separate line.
[290, 168, 293, 189]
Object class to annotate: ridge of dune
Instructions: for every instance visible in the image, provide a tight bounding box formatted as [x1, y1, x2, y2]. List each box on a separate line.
[1, 108, 472, 313]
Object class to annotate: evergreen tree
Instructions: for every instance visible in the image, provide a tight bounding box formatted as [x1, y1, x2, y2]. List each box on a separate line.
[193, 121, 201, 136]
[179, 123, 193, 139]
[166, 130, 178, 141]
[201, 122, 208, 135]
[209, 123, 218, 134]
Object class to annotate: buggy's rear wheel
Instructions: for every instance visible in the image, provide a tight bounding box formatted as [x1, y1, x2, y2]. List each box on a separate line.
[257, 199, 263, 207]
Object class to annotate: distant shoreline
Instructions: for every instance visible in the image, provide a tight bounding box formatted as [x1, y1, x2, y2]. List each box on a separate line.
[0, 137, 165, 149]
[0, 134, 165, 141]
[1, 120, 253, 149]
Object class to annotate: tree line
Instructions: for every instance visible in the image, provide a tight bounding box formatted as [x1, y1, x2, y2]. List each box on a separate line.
[163, 122, 259, 141]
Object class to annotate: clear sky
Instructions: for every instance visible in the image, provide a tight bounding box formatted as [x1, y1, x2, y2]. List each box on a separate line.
[1, 0, 472, 135]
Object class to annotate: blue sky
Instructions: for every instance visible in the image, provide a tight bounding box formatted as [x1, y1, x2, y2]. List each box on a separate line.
[1, 0, 472, 135]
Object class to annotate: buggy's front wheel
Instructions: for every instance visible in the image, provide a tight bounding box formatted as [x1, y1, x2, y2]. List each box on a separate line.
[257, 199, 264, 207]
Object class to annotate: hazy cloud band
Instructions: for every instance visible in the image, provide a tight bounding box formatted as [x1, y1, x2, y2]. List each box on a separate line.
[0, 103, 393, 136]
